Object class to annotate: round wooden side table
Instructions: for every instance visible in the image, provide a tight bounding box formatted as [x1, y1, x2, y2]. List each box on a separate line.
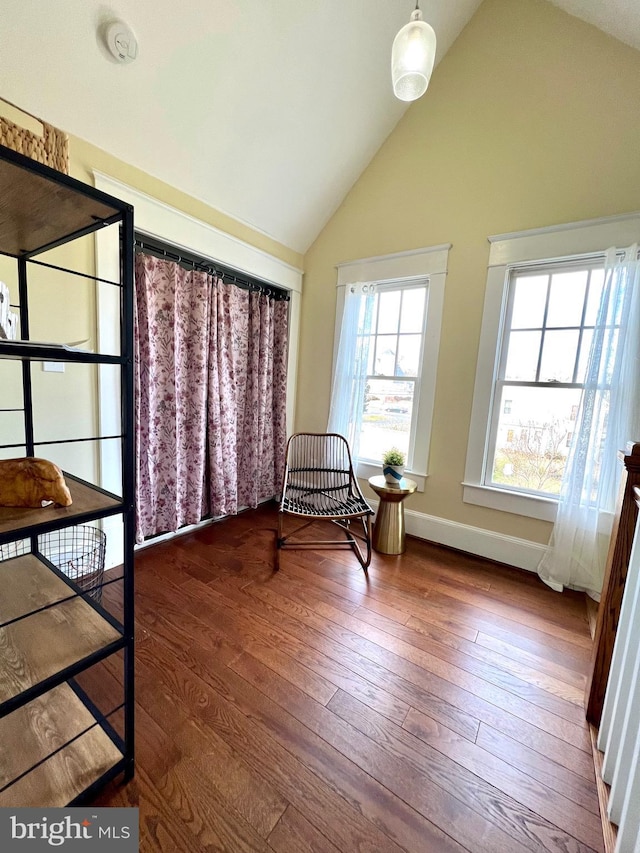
[368, 475, 417, 555]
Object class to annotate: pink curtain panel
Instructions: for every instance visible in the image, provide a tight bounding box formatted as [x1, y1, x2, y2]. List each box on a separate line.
[134, 253, 288, 541]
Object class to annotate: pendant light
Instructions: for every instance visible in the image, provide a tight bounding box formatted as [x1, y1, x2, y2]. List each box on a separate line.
[391, 2, 437, 102]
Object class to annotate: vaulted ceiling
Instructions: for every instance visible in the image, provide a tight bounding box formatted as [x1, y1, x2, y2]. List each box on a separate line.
[1, 0, 638, 253]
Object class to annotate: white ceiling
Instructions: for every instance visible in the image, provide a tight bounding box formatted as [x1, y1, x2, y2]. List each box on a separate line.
[1, 1, 639, 253]
[550, 0, 640, 52]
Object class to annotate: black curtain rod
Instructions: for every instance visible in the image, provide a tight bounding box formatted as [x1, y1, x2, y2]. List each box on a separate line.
[134, 236, 290, 302]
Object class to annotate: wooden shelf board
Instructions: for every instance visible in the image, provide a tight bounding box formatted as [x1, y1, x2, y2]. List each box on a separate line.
[0, 590, 121, 704]
[0, 475, 121, 538]
[0, 150, 120, 257]
[0, 554, 74, 624]
[0, 682, 122, 806]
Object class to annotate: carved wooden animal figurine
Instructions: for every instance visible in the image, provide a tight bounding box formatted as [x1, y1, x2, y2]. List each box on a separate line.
[0, 457, 73, 508]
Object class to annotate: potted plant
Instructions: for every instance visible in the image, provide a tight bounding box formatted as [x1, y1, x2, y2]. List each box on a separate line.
[382, 447, 405, 485]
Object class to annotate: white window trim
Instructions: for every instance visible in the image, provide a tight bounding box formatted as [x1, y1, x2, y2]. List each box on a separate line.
[464, 212, 640, 522]
[334, 244, 451, 492]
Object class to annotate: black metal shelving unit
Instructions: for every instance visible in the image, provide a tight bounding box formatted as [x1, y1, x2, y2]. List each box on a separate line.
[0, 144, 135, 806]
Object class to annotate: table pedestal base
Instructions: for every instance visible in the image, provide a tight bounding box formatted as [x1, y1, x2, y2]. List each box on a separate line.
[373, 499, 407, 555]
[368, 475, 417, 556]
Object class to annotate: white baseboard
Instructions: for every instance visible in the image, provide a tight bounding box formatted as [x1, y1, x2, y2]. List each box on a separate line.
[369, 499, 547, 573]
[134, 516, 215, 553]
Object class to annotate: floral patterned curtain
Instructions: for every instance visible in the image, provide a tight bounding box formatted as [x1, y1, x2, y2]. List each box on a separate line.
[207, 283, 288, 517]
[134, 252, 289, 540]
[134, 255, 211, 540]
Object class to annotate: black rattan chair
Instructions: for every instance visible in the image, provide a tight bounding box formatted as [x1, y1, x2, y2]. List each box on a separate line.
[276, 432, 374, 571]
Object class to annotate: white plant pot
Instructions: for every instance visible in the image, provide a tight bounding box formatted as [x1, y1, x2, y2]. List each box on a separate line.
[383, 464, 404, 485]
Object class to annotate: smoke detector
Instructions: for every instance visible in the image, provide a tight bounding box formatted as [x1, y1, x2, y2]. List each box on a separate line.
[105, 20, 138, 64]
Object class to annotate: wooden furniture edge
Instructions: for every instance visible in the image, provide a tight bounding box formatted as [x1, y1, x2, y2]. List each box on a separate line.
[585, 442, 640, 725]
[589, 723, 618, 853]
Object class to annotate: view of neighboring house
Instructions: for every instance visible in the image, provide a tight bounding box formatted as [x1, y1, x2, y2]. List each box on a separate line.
[493, 386, 579, 494]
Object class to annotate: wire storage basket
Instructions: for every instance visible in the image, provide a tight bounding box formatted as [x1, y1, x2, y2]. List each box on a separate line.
[40, 526, 106, 603]
[0, 525, 106, 604]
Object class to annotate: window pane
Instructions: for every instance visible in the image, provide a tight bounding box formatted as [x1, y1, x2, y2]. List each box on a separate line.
[377, 291, 401, 334]
[585, 269, 604, 325]
[360, 378, 413, 462]
[490, 385, 582, 495]
[504, 330, 541, 380]
[396, 334, 421, 377]
[511, 275, 547, 329]
[400, 288, 426, 333]
[546, 271, 587, 327]
[539, 329, 580, 382]
[374, 335, 397, 375]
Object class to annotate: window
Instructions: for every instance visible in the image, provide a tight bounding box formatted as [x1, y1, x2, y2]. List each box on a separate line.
[487, 259, 604, 497]
[464, 212, 640, 522]
[359, 283, 427, 466]
[333, 244, 450, 490]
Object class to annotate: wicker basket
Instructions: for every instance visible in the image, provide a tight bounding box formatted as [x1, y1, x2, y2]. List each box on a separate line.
[0, 97, 68, 174]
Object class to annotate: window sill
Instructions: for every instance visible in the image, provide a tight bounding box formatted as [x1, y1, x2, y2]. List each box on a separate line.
[358, 460, 426, 492]
[462, 482, 557, 522]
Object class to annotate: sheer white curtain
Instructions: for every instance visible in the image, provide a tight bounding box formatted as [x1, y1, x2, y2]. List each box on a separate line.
[327, 282, 376, 460]
[538, 245, 640, 599]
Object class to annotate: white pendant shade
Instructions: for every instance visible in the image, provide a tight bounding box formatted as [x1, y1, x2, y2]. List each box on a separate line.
[391, 9, 437, 102]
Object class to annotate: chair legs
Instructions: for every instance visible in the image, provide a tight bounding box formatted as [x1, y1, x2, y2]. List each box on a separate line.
[332, 515, 372, 570]
[276, 512, 372, 572]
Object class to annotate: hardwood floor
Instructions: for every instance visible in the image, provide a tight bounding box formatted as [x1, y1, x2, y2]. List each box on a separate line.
[95, 503, 603, 853]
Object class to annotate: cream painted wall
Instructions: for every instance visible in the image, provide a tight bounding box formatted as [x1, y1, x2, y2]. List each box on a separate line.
[296, 0, 640, 546]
